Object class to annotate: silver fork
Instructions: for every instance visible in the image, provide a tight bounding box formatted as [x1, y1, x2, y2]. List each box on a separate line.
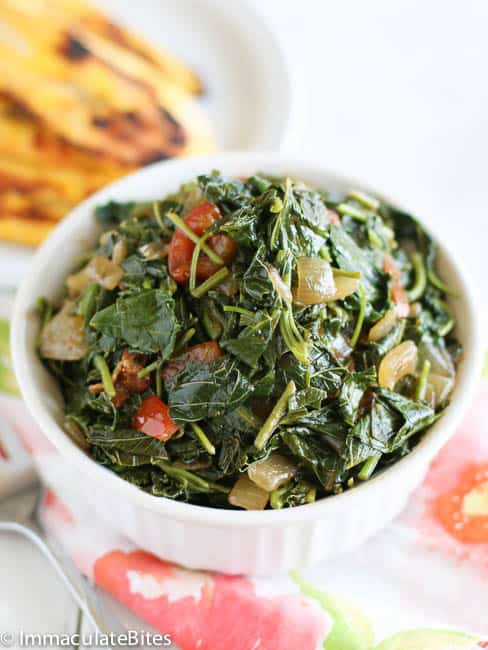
[0, 483, 138, 647]
[0, 409, 138, 649]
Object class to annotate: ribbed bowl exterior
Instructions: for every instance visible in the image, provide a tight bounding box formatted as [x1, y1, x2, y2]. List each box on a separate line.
[36, 451, 428, 575]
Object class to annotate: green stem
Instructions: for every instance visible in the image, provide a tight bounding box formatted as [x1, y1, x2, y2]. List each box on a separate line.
[306, 486, 317, 503]
[78, 282, 100, 322]
[438, 318, 454, 337]
[155, 460, 229, 494]
[319, 245, 331, 261]
[191, 267, 229, 298]
[166, 210, 224, 266]
[93, 354, 115, 398]
[436, 298, 455, 336]
[270, 178, 292, 251]
[152, 201, 177, 236]
[270, 196, 284, 213]
[358, 454, 381, 480]
[36, 297, 53, 329]
[174, 328, 196, 353]
[427, 268, 458, 297]
[332, 268, 362, 279]
[223, 305, 255, 318]
[407, 252, 427, 301]
[191, 422, 216, 455]
[137, 359, 161, 379]
[279, 308, 310, 365]
[223, 305, 255, 325]
[270, 487, 286, 510]
[155, 368, 162, 398]
[350, 283, 366, 348]
[416, 359, 432, 401]
[153, 201, 166, 229]
[348, 189, 380, 212]
[202, 304, 223, 340]
[368, 227, 384, 248]
[337, 202, 367, 222]
[254, 380, 296, 450]
[189, 231, 213, 292]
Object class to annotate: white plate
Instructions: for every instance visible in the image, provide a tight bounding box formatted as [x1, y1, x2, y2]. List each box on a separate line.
[0, 0, 300, 289]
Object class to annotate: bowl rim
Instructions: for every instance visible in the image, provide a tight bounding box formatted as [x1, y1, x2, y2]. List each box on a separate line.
[11, 151, 484, 527]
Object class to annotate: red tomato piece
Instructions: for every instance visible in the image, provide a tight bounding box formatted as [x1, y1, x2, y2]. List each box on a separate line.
[112, 350, 151, 408]
[327, 208, 341, 225]
[132, 396, 180, 441]
[162, 341, 222, 381]
[435, 463, 488, 544]
[168, 201, 237, 284]
[383, 253, 410, 318]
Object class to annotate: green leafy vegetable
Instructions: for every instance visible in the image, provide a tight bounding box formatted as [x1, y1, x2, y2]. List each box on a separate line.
[166, 356, 254, 423]
[39, 172, 459, 509]
[90, 289, 178, 357]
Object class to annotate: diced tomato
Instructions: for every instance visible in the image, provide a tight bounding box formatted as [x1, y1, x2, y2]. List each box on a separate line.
[168, 201, 237, 284]
[89, 350, 151, 407]
[383, 253, 409, 318]
[132, 396, 179, 441]
[435, 462, 488, 544]
[112, 351, 151, 408]
[162, 341, 222, 381]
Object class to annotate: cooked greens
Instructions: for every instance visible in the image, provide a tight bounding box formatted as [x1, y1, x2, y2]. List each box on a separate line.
[38, 172, 459, 510]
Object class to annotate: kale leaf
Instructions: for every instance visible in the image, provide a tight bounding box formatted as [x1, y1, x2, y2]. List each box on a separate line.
[166, 356, 254, 423]
[90, 289, 178, 357]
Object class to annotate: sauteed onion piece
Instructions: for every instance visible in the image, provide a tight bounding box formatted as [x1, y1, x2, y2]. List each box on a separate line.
[368, 309, 397, 342]
[228, 475, 269, 510]
[67, 255, 123, 294]
[295, 258, 360, 304]
[248, 453, 297, 492]
[378, 340, 418, 390]
[40, 301, 88, 361]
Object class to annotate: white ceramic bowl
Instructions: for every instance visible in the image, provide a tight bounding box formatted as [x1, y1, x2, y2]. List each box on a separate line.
[11, 153, 483, 575]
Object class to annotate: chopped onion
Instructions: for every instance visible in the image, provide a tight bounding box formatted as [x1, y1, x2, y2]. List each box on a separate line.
[330, 275, 361, 301]
[99, 230, 117, 246]
[67, 256, 123, 294]
[368, 309, 397, 342]
[425, 373, 455, 407]
[138, 240, 168, 260]
[112, 239, 128, 265]
[40, 301, 88, 361]
[228, 474, 269, 510]
[248, 453, 296, 492]
[295, 257, 336, 304]
[378, 340, 418, 390]
[66, 269, 89, 295]
[182, 187, 204, 215]
[295, 257, 361, 304]
[268, 266, 292, 303]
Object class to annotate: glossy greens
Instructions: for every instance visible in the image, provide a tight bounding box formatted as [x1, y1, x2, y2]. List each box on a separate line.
[38, 172, 459, 510]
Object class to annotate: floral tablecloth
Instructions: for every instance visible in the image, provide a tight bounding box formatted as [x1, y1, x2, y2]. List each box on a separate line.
[1, 290, 486, 649]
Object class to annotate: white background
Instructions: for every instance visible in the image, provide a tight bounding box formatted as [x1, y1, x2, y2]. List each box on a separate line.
[1, 0, 487, 635]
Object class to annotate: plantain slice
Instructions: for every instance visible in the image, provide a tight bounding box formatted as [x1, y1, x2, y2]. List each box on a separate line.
[2, 0, 203, 95]
[0, 0, 214, 246]
[0, 217, 58, 246]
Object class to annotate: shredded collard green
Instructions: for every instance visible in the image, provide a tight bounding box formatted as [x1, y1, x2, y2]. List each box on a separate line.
[38, 172, 460, 510]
